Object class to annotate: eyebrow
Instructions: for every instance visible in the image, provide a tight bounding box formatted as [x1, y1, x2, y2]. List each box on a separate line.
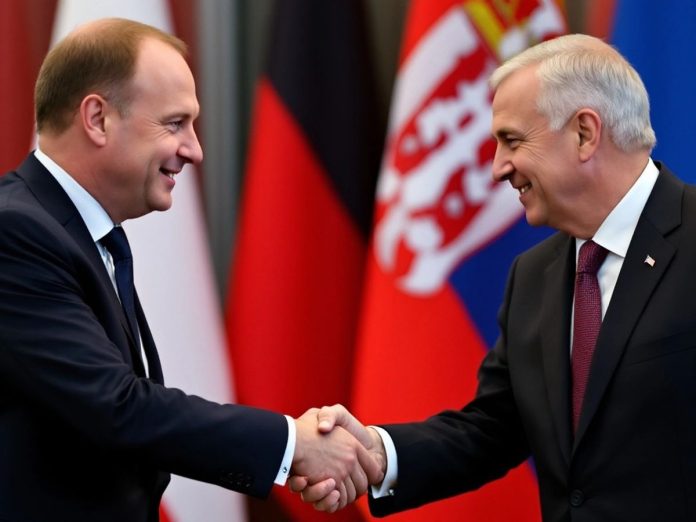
[492, 127, 518, 140]
[163, 110, 198, 122]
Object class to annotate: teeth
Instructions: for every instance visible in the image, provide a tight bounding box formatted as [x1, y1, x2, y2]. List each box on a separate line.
[519, 184, 531, 194]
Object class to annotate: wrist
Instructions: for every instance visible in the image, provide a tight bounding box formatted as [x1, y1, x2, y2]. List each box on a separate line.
[367, 426, 387, 475]
[292, 418, 308, 464]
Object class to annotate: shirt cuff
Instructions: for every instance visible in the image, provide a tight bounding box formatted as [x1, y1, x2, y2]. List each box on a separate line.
[274, 415, 295, 485]
[369, 425, 398, 498]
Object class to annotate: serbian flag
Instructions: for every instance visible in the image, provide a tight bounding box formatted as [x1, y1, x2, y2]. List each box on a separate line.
[47, 1, 245, 521]
[226, 0, 381, 520]
[352, 1, 565, 520]
[607, 0, 696, 182]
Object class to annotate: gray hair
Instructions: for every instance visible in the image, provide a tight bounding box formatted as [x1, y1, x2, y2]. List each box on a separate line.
[489, 34, 656, 152]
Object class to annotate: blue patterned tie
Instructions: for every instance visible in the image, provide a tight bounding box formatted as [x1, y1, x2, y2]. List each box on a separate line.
[101, 227, 141, 344]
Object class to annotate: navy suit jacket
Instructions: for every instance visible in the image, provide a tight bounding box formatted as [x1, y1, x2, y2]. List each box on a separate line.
[0, 154, 287, 521]
[369, 164, 696, 521]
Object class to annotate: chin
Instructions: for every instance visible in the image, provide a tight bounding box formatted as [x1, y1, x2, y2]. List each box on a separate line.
[150, 197, 174, 213]
[524, 211, 545, 228]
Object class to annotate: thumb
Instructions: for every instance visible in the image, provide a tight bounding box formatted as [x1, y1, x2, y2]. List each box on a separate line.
[319, 405, 374, 450]
[317, 404, 345, 433]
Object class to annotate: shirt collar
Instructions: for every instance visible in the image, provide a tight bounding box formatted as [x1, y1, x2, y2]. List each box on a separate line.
[33, 147, 115, 242]
[579, 158, 659, 258]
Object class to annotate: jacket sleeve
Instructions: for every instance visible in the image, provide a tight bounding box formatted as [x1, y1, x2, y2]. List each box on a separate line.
[369, 256, 531, 516]
[0, 204, 288, 498]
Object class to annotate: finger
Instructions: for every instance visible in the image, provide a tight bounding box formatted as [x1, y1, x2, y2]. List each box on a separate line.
[349, 458, 368, 497]
[317, 404, 345, 433]
[320, 405, 375, 450]
[356, 440, 385, 485]
[312, 489, 341, 513]
[288, 475, 311, 493]
[299, 479, 336, 503]
[343, 475, 358, 505]
[336, 480, 347, 510]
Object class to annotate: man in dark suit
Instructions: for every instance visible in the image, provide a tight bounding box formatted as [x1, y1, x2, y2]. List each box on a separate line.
[293, 34, 696, 521]
[0, 18, 380, 522]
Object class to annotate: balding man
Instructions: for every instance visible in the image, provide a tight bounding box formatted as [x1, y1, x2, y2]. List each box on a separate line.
[0, 18, 380, 522]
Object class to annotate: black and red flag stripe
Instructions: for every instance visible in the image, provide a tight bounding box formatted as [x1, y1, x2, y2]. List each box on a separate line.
[226, 0, 382, 520]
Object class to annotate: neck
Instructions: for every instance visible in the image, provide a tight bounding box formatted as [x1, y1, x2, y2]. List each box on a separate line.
[561, 149, 651, 239]
[38, 132, 117, 222]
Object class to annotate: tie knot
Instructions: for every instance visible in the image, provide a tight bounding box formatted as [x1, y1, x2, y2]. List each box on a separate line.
[577, 240, 608, 275]
[101, 227, 132, 262]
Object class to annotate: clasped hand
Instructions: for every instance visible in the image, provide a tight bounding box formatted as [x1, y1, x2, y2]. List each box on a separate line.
[291, 405, 386, 512]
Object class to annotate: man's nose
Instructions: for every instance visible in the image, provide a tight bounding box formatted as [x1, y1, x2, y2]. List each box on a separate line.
[491, 145, 512, 182]
[181, 127, 203, 165]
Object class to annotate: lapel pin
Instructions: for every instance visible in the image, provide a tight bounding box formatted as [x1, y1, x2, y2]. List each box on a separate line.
[644, 255, 655, 267]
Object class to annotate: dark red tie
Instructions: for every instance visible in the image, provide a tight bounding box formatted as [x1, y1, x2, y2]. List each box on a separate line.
[571, 240, 608, 431]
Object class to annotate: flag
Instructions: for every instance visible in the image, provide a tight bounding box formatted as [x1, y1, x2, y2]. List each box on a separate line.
[352, 0, 565, 520]
[225, 0, 382, 520]
[49, 2, 245, 521]
[609, 0, 696, 182]
[0, 0, 56, 173]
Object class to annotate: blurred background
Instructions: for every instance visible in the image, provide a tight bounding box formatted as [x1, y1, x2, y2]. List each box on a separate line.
[1, 1, 693, 521]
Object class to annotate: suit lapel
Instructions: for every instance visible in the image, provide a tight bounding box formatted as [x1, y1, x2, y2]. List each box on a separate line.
[135, 293, 164, 384]
[541, 235, 576, 465]
[573, 166, 682, 448]
[17, 154, 147, 374]
[17, 155, 117, 293]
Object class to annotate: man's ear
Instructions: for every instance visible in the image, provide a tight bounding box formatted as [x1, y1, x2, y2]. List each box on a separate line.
[575, 108, 602, 162]
[80, 94, 109, 146]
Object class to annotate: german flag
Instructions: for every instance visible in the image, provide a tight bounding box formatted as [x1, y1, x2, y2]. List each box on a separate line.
[226, 1, 382, 520]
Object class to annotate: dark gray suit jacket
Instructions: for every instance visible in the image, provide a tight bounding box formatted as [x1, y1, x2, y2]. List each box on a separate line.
[370, 163, 696, 521]
[0, 154, 287, 522]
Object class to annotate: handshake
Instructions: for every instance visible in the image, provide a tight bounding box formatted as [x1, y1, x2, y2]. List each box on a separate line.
[290, 405, 387, 513]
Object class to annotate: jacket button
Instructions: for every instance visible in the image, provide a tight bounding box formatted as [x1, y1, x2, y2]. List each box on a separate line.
[570, 489, 585, 507]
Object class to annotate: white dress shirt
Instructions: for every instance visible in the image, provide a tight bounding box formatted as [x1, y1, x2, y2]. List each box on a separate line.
[373, 159, 660, 498]
[32, 148, 295, 485]
[574, 159, 659, 324]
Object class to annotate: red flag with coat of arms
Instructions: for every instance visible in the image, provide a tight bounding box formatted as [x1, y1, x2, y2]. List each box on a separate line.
[352, 0, 566, 520]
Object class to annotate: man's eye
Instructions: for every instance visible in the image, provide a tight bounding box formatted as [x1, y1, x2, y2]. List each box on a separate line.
[168, 120, 184, 131]
[505, 136, 520, 148]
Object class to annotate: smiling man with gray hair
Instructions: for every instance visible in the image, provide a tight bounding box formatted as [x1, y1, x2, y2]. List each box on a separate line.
[294, 34, 696, 522]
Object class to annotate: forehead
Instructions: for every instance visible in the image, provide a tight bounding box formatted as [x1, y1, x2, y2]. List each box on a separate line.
[491, 65, 543, 132]
[131, 37, 199, 113]
[132, 38, 190, 85]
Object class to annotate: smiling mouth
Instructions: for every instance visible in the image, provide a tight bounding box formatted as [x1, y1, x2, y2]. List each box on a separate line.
[160, 168, 177, 180]
[518, 183, 532, 195]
